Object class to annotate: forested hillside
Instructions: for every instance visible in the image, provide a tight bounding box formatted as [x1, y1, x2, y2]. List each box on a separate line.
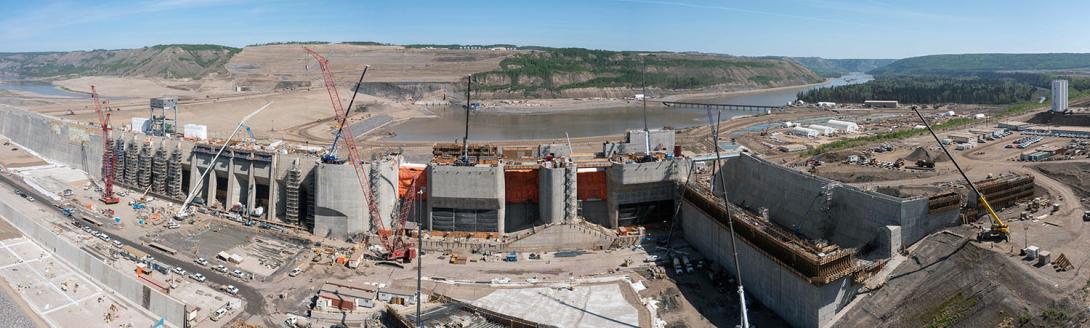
[798, 77, 1037, 104]
[790, 57, 895, 77]
[870, 53, 1090, 76]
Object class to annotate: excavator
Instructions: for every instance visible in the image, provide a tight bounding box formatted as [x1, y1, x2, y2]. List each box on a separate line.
[912, 108, 1008, 241]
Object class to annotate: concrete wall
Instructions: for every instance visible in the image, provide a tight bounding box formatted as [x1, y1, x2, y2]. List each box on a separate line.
[717, 154, 958, 249]
[538, 167, 566, 224]
[606, 159, 688, 227]
[372, 158, 399, 229]
[0, 106, 103, 175]
[314, 162, 369, 239]
[0, 195, 187, 327]
[428, 165, 505, 233]
[680, 200, 856, 328]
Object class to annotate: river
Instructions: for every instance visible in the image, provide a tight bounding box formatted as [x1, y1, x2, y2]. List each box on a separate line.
[386, 72, 872, 142]
[0, 81, 88, 98]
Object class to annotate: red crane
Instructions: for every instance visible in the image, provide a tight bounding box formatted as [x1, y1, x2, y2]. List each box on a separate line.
[91, 85, 120, 204]
[303, 47, 415, 262]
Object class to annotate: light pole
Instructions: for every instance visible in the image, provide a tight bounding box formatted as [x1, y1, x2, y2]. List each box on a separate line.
[416, 188, 424, 327]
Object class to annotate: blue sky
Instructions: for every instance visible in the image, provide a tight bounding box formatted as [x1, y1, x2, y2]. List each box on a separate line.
[1, 0, 1088, 58]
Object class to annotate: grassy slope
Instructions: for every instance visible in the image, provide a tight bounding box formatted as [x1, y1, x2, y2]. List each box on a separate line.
[0, 44, 240, 79]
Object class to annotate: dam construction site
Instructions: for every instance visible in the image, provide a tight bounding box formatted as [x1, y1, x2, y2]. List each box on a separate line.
[4, 42, 1090, 328]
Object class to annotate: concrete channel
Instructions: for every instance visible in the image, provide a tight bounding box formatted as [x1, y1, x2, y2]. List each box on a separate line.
[0, 172, 266, 319]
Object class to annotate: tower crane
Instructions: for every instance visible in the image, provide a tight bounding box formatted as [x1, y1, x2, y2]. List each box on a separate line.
[303, 47, 415, 262]
[91, 86, 120, 204]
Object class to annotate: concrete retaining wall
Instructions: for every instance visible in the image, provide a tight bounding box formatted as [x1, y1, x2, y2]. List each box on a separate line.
[0, 105, 104, 176]
[0, 195, 187, 327]
[718, 154, 959, 249]
[680, 200, 855, 328]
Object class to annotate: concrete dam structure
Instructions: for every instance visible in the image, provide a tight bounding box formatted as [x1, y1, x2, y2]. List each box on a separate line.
[5, 104, 1039, 328]
[0, 105, 690, 242]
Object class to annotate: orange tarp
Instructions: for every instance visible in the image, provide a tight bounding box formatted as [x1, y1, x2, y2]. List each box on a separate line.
[398, 167, 427, 199]
[578, 171, 607, 200]
[505, 169, 539, 203]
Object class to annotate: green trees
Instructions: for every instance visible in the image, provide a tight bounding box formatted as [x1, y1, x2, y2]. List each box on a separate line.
[798, 77, 1036, 104]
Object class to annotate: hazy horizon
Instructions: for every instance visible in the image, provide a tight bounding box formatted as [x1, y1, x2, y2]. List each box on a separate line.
[3, 0, 1089, 58]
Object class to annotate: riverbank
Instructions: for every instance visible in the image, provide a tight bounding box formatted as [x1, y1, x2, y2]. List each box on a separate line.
[474, 79, 833, 114]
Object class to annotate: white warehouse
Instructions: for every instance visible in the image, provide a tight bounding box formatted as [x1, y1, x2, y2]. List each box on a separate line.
[825, 120, 860, 133]
[789, 127, 819, 137]
[808, 124, 836, 136]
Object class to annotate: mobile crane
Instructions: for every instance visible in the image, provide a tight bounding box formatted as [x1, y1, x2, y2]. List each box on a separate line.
[912, 108, 1008, 241]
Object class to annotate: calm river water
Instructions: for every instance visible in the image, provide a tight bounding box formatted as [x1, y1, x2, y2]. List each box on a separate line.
[386, 73, 872, 142]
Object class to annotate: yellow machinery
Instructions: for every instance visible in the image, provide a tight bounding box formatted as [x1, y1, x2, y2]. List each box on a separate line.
[911, 109, 1009, 241]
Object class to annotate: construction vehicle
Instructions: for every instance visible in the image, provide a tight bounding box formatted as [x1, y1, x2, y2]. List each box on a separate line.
[912, 109, 1008, 241]
[90, 86, 120, 204]
[304, 47, 416, 263]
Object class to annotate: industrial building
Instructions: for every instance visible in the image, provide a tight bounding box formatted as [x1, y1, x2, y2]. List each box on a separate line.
[807, 124, 836, 136]
[825, 120, 859, 133]
[863, 100, 898, 108]
[789, 127, 819, 137]
[1053, 79, 1069, 113]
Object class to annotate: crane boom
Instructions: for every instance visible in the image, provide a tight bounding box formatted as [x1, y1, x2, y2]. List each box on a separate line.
[91, 86, 120, 204]
[303, 47, 399, 257]
[911, 108, 1008, 240]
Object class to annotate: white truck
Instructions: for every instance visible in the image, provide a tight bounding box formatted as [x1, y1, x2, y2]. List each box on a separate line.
[672, 257, 683, 275]
[683, 256, 694, 273]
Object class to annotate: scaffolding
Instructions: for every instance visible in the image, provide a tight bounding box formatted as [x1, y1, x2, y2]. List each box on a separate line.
[168, 145, 184, 199]
[285, 159, 302, 224]
[152, 143, 168, 195]
[125, 139, 140, 187]
[114, 137, 127, 185]
[138, 142, 152, 190]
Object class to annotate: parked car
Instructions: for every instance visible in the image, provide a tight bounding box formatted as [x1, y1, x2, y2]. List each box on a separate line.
[211, 308, 227, 321]
[111, 240, 122, 248]
[288, 268, 303, 277]
[190, 273, 206, 282]
[224, 285, 239, 295]
[172, 267, 186, 275]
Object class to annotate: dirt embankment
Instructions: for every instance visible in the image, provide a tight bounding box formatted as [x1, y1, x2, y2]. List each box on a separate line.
[835, 230, 1085, 328]
[1036, 162, 1090, 206]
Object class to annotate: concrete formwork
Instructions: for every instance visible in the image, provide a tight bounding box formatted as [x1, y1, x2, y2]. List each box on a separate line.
[717, 154, 959, 249]
[680, 199, 856, 328]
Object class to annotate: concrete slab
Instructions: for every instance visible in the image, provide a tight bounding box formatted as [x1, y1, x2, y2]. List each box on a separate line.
[7, 241, 48, 261]
[470, 283, 640, 328]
